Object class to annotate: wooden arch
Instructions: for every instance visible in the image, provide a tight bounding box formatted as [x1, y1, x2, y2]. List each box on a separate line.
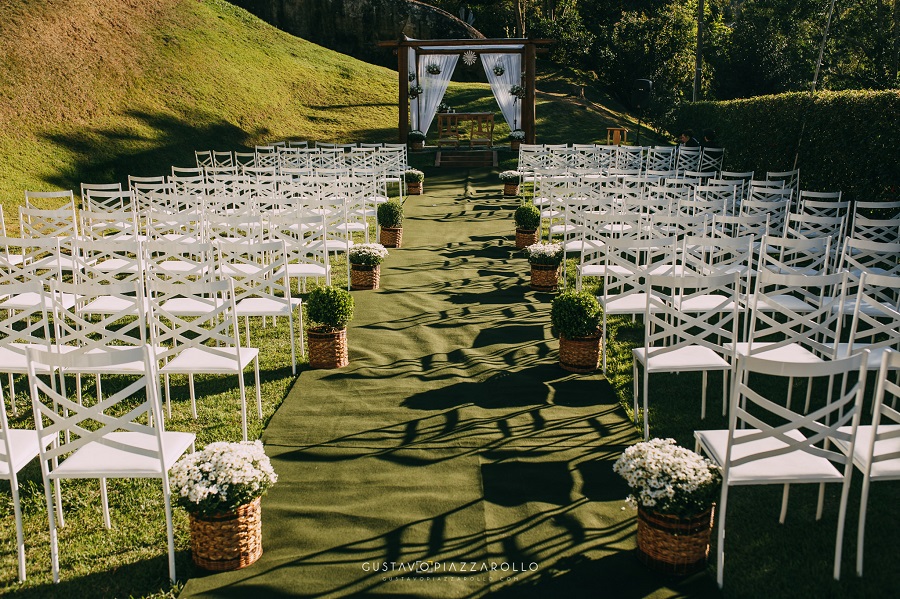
[378, 37, 552, 144]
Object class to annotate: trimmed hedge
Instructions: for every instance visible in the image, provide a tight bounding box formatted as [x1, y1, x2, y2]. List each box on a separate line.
[674, 90, 900, 203]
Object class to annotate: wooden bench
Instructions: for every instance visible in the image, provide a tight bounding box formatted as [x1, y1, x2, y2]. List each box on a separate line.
[436, 113, 494, 148]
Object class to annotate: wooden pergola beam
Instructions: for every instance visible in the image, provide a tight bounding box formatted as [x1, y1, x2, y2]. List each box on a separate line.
[382, 38, 552, 144]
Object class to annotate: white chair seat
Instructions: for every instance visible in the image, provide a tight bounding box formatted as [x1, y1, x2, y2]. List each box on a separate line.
[284, 263, 329, 278]
[160, 297, 225, 317]
[677, 294, 739, 313]
[633, 346, 730, 372]
[751, 293, 818, 313]
[50, 431, 195, 479]
[834, 343, 890, 369]
[0, 291, 77, 311]
[86, 257, 141, 274]
[235, 297, 301, 317]
[834, 424, 900, 480]
[0, 344, 57, 374]
[161, 346, 259, 375]
[728, 342, 822, 363]
[0, 429, 46, 476]
[600, 292, 657, 315]
[218, 263, 265, 278]
[695, 428, 844, 484]
[80, 295, 148, 316]
[63, 346, 166, 374]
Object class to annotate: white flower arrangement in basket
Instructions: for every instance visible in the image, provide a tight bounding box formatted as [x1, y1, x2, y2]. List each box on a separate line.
[499, 170, 521, 182]
[170, 441, 278, 518]
[426, 63, 442, 75]
[524, 242, 563, 266]
[509, 84, 526, 99]
[613, 438, 721, 518]
[508, 129, 526, 141]
[493, 62, 505, 76]
[349, 243, 389, 267]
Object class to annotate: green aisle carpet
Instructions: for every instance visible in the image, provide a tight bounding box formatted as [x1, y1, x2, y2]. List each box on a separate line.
[180, 169, 717, 598]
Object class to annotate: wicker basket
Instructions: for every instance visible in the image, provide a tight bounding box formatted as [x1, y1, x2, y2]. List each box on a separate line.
[637, 506, 714, 576]
[515, 228, 538, 249]
[380, 226, 403, 248]
[407, 182, 423, 195]
[558, 332, 601, 373]
[530, 263, 559, 292]
[350, 264, 380, 290]
[190, 497, 262, 572]
[510, 140, 521, 151]
[308, 327, 349, 369]
[503, 182, 520, 197]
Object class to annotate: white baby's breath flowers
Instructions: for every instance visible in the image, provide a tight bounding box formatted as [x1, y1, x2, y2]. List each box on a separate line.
[349, 243, 389, 267]
[170, 440, 277, 517]
[613, 438, 721, 517]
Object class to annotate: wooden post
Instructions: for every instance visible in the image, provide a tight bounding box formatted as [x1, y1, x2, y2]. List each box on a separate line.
[524, 43, 536, 144]
[398, 45, 409, 143]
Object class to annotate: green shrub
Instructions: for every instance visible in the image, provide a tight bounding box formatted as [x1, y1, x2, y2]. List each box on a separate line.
[514, 203, 541, 230]
[674, 90, 900, 204]
[551, 290, 601, 339]
[306, 286, 354, 331]
[404, 168, 425, 183]
[377, 200, 404, 228]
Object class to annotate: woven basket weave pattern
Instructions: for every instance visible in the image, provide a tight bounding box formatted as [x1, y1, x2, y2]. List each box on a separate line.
[515, 228, 538, 249]
[636, 506, 714, 576]
[190, 497, 262, 571]
[504, 182, 520, 197]
[308, 328, 349, 369]
[350, 264, 380, 290]
[530, 264, 558, 291]
[558, 333, 601, 373]
[380, 227, 403, 248]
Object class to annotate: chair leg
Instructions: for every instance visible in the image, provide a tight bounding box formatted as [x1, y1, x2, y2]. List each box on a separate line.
[100, 478, 111, 529]
[42, 473, 60, 583]
[816, 482, 826, 520]
[642, 369, 650, 440]
[857, 473, 872, 576]
[716, 484, 729, 588]
[701, 370, 708, 419]
[162, 480, 177, 583]
[10, 475, 26, 582]
[779, 483, 790, 523]
[834, 472, 854, 581]
[237, 368, 249, 442]
[164, 373, 172, 418]
[632, 361, 639, 427]
[188, 374, 197, 419]
[786, 375, 794, 410]
[288, 313, 297, 376]
[254, 357, 262, 419]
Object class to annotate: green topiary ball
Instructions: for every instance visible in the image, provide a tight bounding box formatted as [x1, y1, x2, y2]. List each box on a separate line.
[514, 203, 541, 231]
[306, 286, 355, 331]
[377, 200, 404, 228]
[551, 290, 601, 339]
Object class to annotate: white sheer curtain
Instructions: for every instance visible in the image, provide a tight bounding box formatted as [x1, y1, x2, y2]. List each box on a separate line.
[481, 53, 522, 132]
[416, 53, 458, 135]
[408, 47, 420, 131]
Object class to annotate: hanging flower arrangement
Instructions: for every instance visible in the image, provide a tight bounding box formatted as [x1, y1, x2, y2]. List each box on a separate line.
[493, 62, 505, 76]
[426, 63, 442, 75]
[408, 72, 416, 82]
[509, 84, 526, 100]
[409, 84, 423, 99]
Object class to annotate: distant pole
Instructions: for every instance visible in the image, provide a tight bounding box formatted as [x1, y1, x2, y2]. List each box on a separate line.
[811, 0, 837, 92]
[693, 0, 705, 101]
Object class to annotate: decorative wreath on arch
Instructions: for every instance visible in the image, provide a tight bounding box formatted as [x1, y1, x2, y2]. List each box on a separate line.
[462, 50, 477, 66]
[493, 62, 505, 76]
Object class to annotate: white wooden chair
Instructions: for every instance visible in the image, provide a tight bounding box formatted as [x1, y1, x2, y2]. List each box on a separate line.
[26, 345, 195, 583]
[149, 278, 261, 441]
[695, 352, 867, 588]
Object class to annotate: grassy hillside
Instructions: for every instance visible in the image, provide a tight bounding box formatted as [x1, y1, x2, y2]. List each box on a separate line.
[0, 0, 399, 219]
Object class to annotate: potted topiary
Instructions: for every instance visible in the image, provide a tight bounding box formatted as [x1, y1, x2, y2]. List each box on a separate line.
[551, 290, 601, 372]
[170, 440, 278, 571]
[407, 130, 426, 151]
[405, 168, 425, 195]
[377, 200, 404, 248]
[524, 242, 563, 292]
[348, 243, 389, 290]
[306, 285, 355, 368]
[514, 202, 541, 249]
[508, 129, 525, 150]
[614, 438, 720, 575]
[499, 170, 521, 196]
